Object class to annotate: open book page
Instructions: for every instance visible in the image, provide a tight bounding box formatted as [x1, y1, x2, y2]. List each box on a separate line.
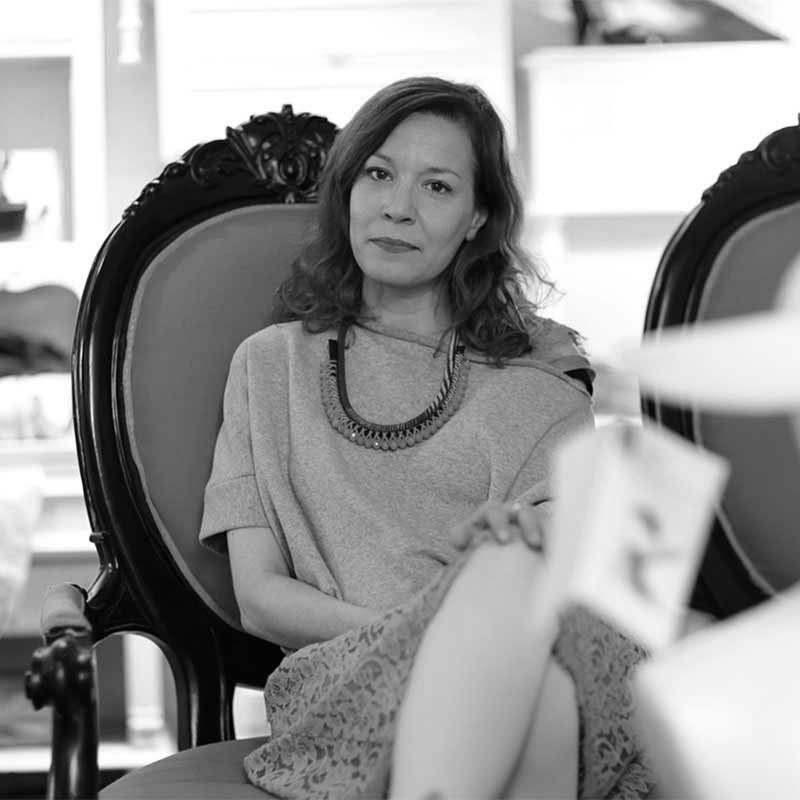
[544, 423, 729, 651]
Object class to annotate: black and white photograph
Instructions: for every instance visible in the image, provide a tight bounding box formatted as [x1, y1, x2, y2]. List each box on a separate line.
[1, 2, 799, 798]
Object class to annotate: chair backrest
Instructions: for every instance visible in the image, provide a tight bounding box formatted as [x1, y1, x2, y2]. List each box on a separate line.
[643, 119, 800, 618]
[74, 107, 338, 724]
[124, 204, 314, 629]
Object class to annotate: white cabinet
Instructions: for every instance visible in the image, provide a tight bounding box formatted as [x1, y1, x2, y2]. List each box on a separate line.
[154, 0, 514, 160]
[522, 40, 800, 217]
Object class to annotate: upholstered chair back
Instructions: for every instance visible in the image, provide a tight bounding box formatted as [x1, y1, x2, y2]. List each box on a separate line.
[643, 121, 800, 617]
[123, 204, 315, 628]
[692, 201, 800, 596]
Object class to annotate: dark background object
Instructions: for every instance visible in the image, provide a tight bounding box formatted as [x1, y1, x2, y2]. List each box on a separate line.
[0, 202, 27, 240]
[571, 0, 781, 45]
[0, 285, 79, 377]
[0, 151, 27, 240]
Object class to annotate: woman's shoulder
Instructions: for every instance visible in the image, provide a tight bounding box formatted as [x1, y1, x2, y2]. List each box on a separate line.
[529, 317, 588, 363]
[530, 317, 595, 396]
[488, 317, 594, 398]
[224, 322, 322, 382]
[239, 320, 319, 355]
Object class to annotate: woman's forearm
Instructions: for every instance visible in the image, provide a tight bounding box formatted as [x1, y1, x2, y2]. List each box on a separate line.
[239, 573, 383, 650]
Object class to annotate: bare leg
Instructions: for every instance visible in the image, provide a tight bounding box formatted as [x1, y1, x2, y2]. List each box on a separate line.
[503, 657, 578, 799]
[389, 540, 578, 799]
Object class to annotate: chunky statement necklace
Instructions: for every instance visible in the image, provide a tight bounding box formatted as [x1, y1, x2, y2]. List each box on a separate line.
[321, 322, 470, 450]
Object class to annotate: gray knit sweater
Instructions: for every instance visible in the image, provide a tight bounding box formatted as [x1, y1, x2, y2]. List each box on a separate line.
[200, 318, 594, 610]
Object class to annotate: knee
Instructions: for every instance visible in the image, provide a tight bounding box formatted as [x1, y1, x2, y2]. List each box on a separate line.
[454, 539, 548, 619]
[466, 538, 545, 584]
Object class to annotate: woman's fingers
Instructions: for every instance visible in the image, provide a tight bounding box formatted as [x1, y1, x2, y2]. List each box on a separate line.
[515, 504, 545, 551]
[449, 503, 498, 550]
[483, 503, 512, 543]
[449, 518, 473, 549]
[449, 501, 546, 552]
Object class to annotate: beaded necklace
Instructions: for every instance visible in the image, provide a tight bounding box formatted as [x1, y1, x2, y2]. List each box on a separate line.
[320, 322, 470, 450]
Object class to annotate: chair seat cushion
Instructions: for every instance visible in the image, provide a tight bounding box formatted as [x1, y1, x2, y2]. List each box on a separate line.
[101, 737, 273, 799]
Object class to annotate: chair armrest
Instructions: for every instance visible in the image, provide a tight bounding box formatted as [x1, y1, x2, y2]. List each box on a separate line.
[40, 582, 91, 640]
[25, 582, 99, 799]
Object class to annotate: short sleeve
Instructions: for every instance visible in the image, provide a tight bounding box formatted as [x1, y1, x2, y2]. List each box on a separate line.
[505, 404, 595, 523]
[533, 318, 595, 396]
[199, 340, 270, 554]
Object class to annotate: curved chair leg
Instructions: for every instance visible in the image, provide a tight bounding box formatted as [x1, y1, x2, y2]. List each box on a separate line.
[162, 631, 236, 749]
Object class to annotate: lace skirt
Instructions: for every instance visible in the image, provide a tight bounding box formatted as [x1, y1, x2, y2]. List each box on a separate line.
[244, 548, 655, 799]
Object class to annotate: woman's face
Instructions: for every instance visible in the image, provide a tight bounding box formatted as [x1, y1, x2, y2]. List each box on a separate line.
[349, 112, 487, 301]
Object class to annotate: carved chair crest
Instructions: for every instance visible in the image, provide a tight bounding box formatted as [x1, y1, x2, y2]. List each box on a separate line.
[125, 104, 338, 217]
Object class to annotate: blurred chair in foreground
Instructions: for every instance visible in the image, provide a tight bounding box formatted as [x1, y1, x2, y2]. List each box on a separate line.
[626, 118, 800, 798]
[24, 106, 338, 799]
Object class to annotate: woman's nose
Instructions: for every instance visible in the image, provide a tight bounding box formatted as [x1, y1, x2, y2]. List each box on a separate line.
[381, 183, 415, 223]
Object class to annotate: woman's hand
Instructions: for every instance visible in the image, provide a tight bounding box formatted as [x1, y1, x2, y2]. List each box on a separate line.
[450, 500, 545, 552]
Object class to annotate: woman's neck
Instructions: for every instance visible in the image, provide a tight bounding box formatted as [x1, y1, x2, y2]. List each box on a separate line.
[361, 281, 452, 337]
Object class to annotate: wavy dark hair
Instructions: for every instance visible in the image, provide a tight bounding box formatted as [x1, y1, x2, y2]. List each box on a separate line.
[272, 76, 554, 363]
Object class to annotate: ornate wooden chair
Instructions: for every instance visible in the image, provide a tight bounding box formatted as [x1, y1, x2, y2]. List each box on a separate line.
[24, 107, 338, 799]
[642, 117, 800, 619]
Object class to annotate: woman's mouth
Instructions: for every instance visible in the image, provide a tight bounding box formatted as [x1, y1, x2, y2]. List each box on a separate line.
[369, 237, 419, 253]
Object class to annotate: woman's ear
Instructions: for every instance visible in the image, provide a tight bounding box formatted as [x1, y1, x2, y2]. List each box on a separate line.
[465, 208, 488, 242]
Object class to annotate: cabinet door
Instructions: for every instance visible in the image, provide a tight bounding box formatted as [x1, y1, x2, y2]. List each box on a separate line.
[154, 0, 514, 159]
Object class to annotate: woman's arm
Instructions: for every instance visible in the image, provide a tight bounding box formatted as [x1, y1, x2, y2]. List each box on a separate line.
[228, 526, 382, 651]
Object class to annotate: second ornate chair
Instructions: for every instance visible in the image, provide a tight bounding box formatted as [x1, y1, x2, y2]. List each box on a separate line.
[641, 117, 800, 618]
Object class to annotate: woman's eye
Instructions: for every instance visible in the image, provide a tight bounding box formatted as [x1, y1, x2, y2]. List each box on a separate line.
[365, 166, 391, 181]
[427, 180, 452, 195]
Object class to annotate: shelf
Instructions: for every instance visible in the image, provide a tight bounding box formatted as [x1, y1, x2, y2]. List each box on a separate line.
[0, 0, 107, 248]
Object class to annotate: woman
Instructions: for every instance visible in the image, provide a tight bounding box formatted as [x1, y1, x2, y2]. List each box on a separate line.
[200, 76, 653, 798]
